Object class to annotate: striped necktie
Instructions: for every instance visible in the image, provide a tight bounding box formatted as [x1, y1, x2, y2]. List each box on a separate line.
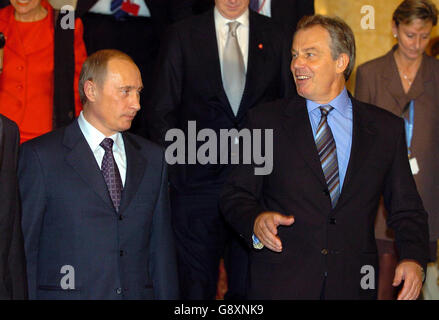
[316, 105, 340, 208]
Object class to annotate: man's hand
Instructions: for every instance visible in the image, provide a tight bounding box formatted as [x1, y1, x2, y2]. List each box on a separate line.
[253, 212, 295, 252]
[393, 260, 424, 300]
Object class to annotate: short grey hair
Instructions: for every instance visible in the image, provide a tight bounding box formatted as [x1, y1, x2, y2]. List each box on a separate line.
[78, 49, 135, 105]
[295, 15, 356, 81]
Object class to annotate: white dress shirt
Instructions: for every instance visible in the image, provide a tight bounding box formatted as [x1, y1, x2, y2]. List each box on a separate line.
[256, 0, 272, 18]
[77, 111, 127, 187]
[89, 0, 151, 17]
[214, 7, 250, 75]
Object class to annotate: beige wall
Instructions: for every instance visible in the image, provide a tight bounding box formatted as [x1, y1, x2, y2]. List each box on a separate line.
[48, 0, 77, 10]
[315, 0, 439, 91]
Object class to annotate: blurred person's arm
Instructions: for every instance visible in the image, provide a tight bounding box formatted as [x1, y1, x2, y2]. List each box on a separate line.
[73, 17, 87, 116]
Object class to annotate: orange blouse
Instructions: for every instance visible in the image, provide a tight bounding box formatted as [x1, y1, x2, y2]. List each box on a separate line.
[0, 0, 87, 143]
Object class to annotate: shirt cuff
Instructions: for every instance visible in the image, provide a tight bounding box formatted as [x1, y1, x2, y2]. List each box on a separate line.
[252, 234, 264, 250]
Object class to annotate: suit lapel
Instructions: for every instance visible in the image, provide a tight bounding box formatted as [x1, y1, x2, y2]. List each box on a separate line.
[282, 97, 327, 188]
[337, 98, 376, 209]
[237, 11, 267, 120]
[64, 121, 115, 212]
[380, 47, 429, 113]
[192, 10, 236, 121]
[283, 96, 377, 211]
[408, 53, 431, 101]
[380, 49, 406, 113]
[118, 133, 147, 214]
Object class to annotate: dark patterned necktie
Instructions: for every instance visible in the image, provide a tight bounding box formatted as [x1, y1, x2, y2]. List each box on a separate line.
[316, 106, 340, 208]
[100, 138, 123, 211]
[249, 0, 260, 11]
[111, 0, 129, 20]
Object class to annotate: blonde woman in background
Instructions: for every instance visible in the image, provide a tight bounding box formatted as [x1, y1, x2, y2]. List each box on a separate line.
[356, 0, 439, 300]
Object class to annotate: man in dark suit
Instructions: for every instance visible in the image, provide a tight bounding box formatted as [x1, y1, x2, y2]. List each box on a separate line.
[19, 50, 178, 300]
[147, 0, 294, 299]
[0, 114, 27, 299]
[220, 15, 429, 300]
[76, 0, 171, 137]
[169, 0, 314, 39]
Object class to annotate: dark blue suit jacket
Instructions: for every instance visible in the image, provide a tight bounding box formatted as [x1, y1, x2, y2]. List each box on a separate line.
[18, 120, 179, 299]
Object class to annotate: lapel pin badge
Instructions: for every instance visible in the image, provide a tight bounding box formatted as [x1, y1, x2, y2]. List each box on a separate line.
[258, 43, 263, 50]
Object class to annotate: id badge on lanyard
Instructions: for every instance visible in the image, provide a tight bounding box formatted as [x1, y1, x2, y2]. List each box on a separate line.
[403, 100, 419, 175]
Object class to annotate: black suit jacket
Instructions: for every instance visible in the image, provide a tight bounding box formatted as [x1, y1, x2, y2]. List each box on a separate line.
[168, 0, 314, 37]
[0, 115, 27, 299]
[271, 0, 314, 39]
[220, 95, 429, 299]
[148, 9, 294, 193]
[18, 120, 178, 299]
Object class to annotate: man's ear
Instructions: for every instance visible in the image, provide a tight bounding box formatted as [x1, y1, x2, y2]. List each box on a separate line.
[336, 53, 349, 75]
[84, 80, 98, 103]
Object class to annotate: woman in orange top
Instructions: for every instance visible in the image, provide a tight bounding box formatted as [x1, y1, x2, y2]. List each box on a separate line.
[0, 0, 87, 143]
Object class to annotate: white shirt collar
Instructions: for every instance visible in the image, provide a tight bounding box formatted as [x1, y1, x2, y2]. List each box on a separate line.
[214, 7, 250, 29]
[77, 111, 123, 153]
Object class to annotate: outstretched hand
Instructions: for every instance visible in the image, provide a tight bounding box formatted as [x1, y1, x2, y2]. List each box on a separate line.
[253, 211, 295, 252]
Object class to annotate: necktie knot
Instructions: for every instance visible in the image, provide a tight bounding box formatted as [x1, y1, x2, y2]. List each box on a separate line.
[319, 105, 334, 118]
[100, 138, 114, 152]
[228, 21, 241, 37]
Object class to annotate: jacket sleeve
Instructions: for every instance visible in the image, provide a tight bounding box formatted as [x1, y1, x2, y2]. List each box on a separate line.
[73, 17, 88, 116]
[18, 143, 47, 300]
[220, 111, 267, 248]
[383, 118, 430, 271]
[146, 25, 183, 147]
[7, 124, 28, 299]
[148, 151, 179, 299]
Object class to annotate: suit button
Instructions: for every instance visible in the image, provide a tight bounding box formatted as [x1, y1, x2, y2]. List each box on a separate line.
[329, 218, 336, 224]
[120, 250, 124, 256]
[116, 288, 122, 295]
[119, 215, 123, 221]
[321, 248, 328, 255]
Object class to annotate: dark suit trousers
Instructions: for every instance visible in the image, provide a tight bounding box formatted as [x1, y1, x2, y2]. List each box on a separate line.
[170, 188, 249, 300]
[81, 13, 160, 137]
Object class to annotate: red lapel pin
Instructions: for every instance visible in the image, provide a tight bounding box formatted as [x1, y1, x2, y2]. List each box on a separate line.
[258, 43, 263, 50]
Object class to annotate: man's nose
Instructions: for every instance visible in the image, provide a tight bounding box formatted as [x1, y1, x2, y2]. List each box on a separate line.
[291, 55, 304, 69]
[130, 92, 141, 111]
